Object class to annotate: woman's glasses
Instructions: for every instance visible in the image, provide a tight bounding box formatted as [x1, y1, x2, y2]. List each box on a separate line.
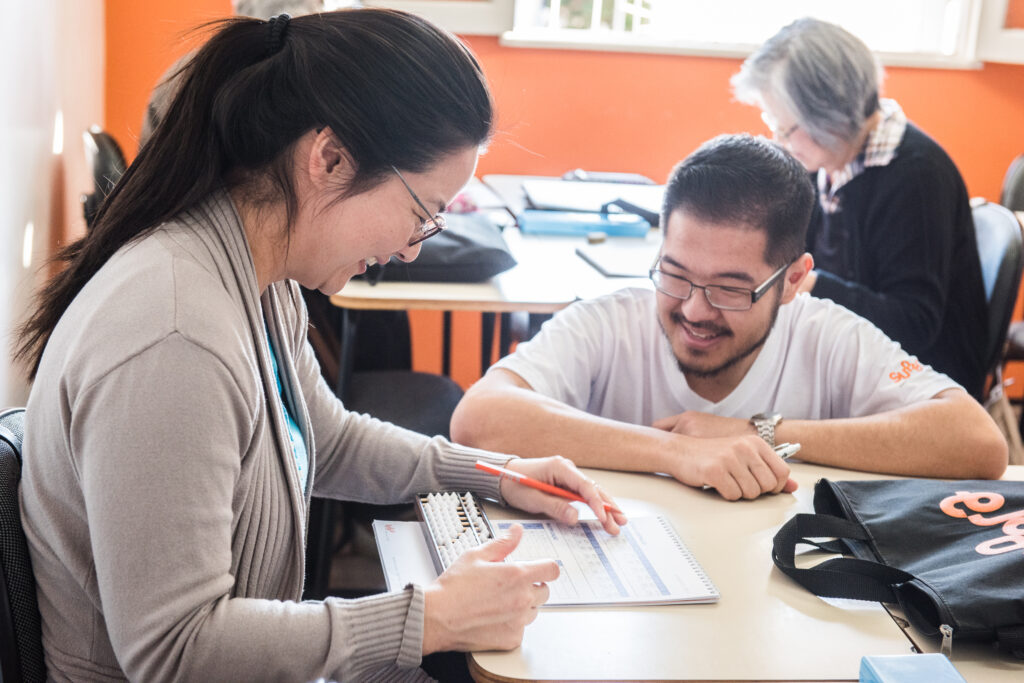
[392, 166, 448, 246]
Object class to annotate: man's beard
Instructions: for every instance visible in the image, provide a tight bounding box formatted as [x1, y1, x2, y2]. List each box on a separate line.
[664, 293, 782, 380]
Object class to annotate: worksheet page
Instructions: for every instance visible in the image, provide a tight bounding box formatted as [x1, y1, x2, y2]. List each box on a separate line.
[375, 516, 718, 607]
[497, 516, 718, 606]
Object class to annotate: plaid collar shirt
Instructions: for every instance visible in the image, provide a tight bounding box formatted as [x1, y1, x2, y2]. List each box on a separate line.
[817, 98, 907, 214]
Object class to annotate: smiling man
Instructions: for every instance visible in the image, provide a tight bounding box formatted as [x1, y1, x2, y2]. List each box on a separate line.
[450, 135, 1008, 500]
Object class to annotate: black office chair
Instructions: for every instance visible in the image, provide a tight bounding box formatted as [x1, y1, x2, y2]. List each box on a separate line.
[1002, 155, 1024, 213]
[0, 407, 45, 683]
[301, 291, 465, 599]
[81, 126, 127, 231]
[972, 201, 1024, 465]
[974, 201, 1024, 390]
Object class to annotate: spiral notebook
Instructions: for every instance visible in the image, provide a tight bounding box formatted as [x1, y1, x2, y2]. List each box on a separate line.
[374, 514, 718, 607]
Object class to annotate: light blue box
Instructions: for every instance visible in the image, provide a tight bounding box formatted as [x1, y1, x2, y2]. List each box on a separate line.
[860, 654, 966, 683]
[517, 210, 650, 237]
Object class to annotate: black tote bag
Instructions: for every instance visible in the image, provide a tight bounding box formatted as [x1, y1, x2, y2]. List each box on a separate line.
[772, 479, 1024, 658]
[363, 212, 516, 283]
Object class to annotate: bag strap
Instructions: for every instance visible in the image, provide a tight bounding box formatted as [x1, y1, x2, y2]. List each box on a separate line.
[773, 513, 917, 603]
[599, 198, 659, 225]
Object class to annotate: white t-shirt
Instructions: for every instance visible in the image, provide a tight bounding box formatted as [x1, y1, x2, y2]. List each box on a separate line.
[493, 288, 960, 426]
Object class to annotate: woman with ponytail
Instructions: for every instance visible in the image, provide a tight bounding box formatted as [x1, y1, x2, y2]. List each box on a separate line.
[16, 10, 623, 681]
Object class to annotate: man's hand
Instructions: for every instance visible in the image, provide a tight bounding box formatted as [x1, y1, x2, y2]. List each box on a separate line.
[653, 414, 797, 500]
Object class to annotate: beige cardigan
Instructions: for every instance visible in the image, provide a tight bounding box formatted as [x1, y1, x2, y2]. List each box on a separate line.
[20, 191, 509, 681]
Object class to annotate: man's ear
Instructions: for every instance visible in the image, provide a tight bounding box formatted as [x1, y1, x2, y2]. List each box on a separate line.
[307, 127, 354, 189]
[780, 252, 814, 304]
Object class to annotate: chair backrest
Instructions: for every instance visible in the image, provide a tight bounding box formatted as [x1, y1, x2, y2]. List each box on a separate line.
[81, 126, 127, 231]
[1002, 155, 1024, 212]
[973, 202, 1024, 383]
[0, 408, 45, 683]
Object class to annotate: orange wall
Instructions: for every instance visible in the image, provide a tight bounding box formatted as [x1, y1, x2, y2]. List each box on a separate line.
[105, 5, 1024, 389]
[106, 0, 230, 152]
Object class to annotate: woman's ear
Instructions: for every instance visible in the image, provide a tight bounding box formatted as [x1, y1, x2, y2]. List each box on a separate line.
[307, 127, 353, 189]
[781, 252, 815, 304]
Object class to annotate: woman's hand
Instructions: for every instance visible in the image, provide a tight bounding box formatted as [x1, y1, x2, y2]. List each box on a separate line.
[422, 524, 556, 653]
[500, 456, 626, 535]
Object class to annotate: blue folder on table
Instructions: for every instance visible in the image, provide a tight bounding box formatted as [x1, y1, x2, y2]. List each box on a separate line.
[517, 210, 650, 237]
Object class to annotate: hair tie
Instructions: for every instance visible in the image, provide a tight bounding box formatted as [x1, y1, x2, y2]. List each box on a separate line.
[265, 14, 291, 56]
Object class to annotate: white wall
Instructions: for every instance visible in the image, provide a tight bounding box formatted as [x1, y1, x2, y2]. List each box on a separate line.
[1, 0, 104, 407]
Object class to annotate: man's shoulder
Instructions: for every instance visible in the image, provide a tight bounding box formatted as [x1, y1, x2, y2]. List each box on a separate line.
[780, 293, 862, 329]
[778, 294, 896, 353]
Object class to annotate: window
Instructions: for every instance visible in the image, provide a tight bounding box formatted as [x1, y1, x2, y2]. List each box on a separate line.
[350, 0, 1024, 67]
[355, 0, 514, 35]
[976, 0, 1024, 63]
[504, 0, 986, 67]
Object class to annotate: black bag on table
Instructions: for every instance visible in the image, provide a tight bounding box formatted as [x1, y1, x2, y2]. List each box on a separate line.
[772, 479, 1024, 659]
[364, 212, 516, 283]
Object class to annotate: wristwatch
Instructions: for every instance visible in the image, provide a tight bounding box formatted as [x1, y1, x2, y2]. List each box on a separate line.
[750, 412, 783, 447]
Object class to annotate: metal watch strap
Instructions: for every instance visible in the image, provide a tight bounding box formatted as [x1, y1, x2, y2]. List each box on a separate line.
[751, 413, 781, 448]
[754, 420, 776, 448]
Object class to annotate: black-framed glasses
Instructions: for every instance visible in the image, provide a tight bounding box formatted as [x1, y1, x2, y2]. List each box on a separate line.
[649, 259, 792, 311]
[760, 111, 800, 143]
[391, 165, 447, 246]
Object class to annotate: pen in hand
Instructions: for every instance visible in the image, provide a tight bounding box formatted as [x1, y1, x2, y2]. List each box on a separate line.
[475, 460, 623, 514]
[774, 442, 801, 460]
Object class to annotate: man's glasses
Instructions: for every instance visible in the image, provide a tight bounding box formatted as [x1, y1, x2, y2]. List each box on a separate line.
[649, 259, 792, 311]
[392, 165, 447, 247]
[760, 111, 800, 143]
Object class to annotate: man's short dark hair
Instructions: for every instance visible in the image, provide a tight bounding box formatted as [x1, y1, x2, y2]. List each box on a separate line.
[662, 134, 814, 267]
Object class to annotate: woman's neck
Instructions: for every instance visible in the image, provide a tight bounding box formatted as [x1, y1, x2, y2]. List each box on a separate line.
[230, 186, 287, 294]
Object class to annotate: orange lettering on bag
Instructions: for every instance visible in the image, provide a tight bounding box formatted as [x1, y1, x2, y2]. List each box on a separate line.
[976, 534, 1024, 555]
[940, 491, 1006, 518]
[939, 490, 1024, 556]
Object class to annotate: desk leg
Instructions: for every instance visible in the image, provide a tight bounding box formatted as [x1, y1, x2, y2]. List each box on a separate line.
[499, 312, 513, 360]
[304, 498, 333, 600]
[442, 311, 452, 376]
[480, 312, 495, 377]
[335, 308, 357, 401]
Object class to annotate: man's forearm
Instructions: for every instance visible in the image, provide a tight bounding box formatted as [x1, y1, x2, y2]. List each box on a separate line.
[451, 385, 677, 475]
[775, 390, 1007, 479]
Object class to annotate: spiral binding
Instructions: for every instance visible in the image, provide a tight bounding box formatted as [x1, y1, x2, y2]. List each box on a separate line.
[657, 516, 719, 597]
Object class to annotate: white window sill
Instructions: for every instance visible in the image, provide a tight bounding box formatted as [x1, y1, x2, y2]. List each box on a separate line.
[499, 30, 983, 70]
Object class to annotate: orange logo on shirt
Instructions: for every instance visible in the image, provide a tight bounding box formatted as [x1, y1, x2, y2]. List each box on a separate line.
[939, 491, 1024, 555]
[889, 359, 923, 384]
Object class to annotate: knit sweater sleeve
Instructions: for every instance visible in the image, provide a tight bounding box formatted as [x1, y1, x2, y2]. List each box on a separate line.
[811, 150, 958, 353]
[71, 330, 436, 682]
[279, 284, 512, 506]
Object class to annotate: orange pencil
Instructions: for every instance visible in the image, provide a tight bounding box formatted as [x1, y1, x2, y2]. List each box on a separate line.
[475, 460, 622, 514]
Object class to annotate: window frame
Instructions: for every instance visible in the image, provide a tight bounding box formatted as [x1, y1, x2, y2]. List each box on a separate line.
[976, 0, 1024, 63]
[359, 0, 514, 35]
[364, 0, 1024, 69]
[500, 0, 986, 68]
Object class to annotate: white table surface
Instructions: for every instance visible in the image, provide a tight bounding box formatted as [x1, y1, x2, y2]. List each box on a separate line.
[469, 464, 1024, 682]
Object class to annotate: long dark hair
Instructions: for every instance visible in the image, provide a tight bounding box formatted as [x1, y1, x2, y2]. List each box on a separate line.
[16, 8, 493, 378]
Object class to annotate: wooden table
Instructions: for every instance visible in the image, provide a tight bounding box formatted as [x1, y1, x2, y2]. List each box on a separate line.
[469, 464, 1024, 682]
